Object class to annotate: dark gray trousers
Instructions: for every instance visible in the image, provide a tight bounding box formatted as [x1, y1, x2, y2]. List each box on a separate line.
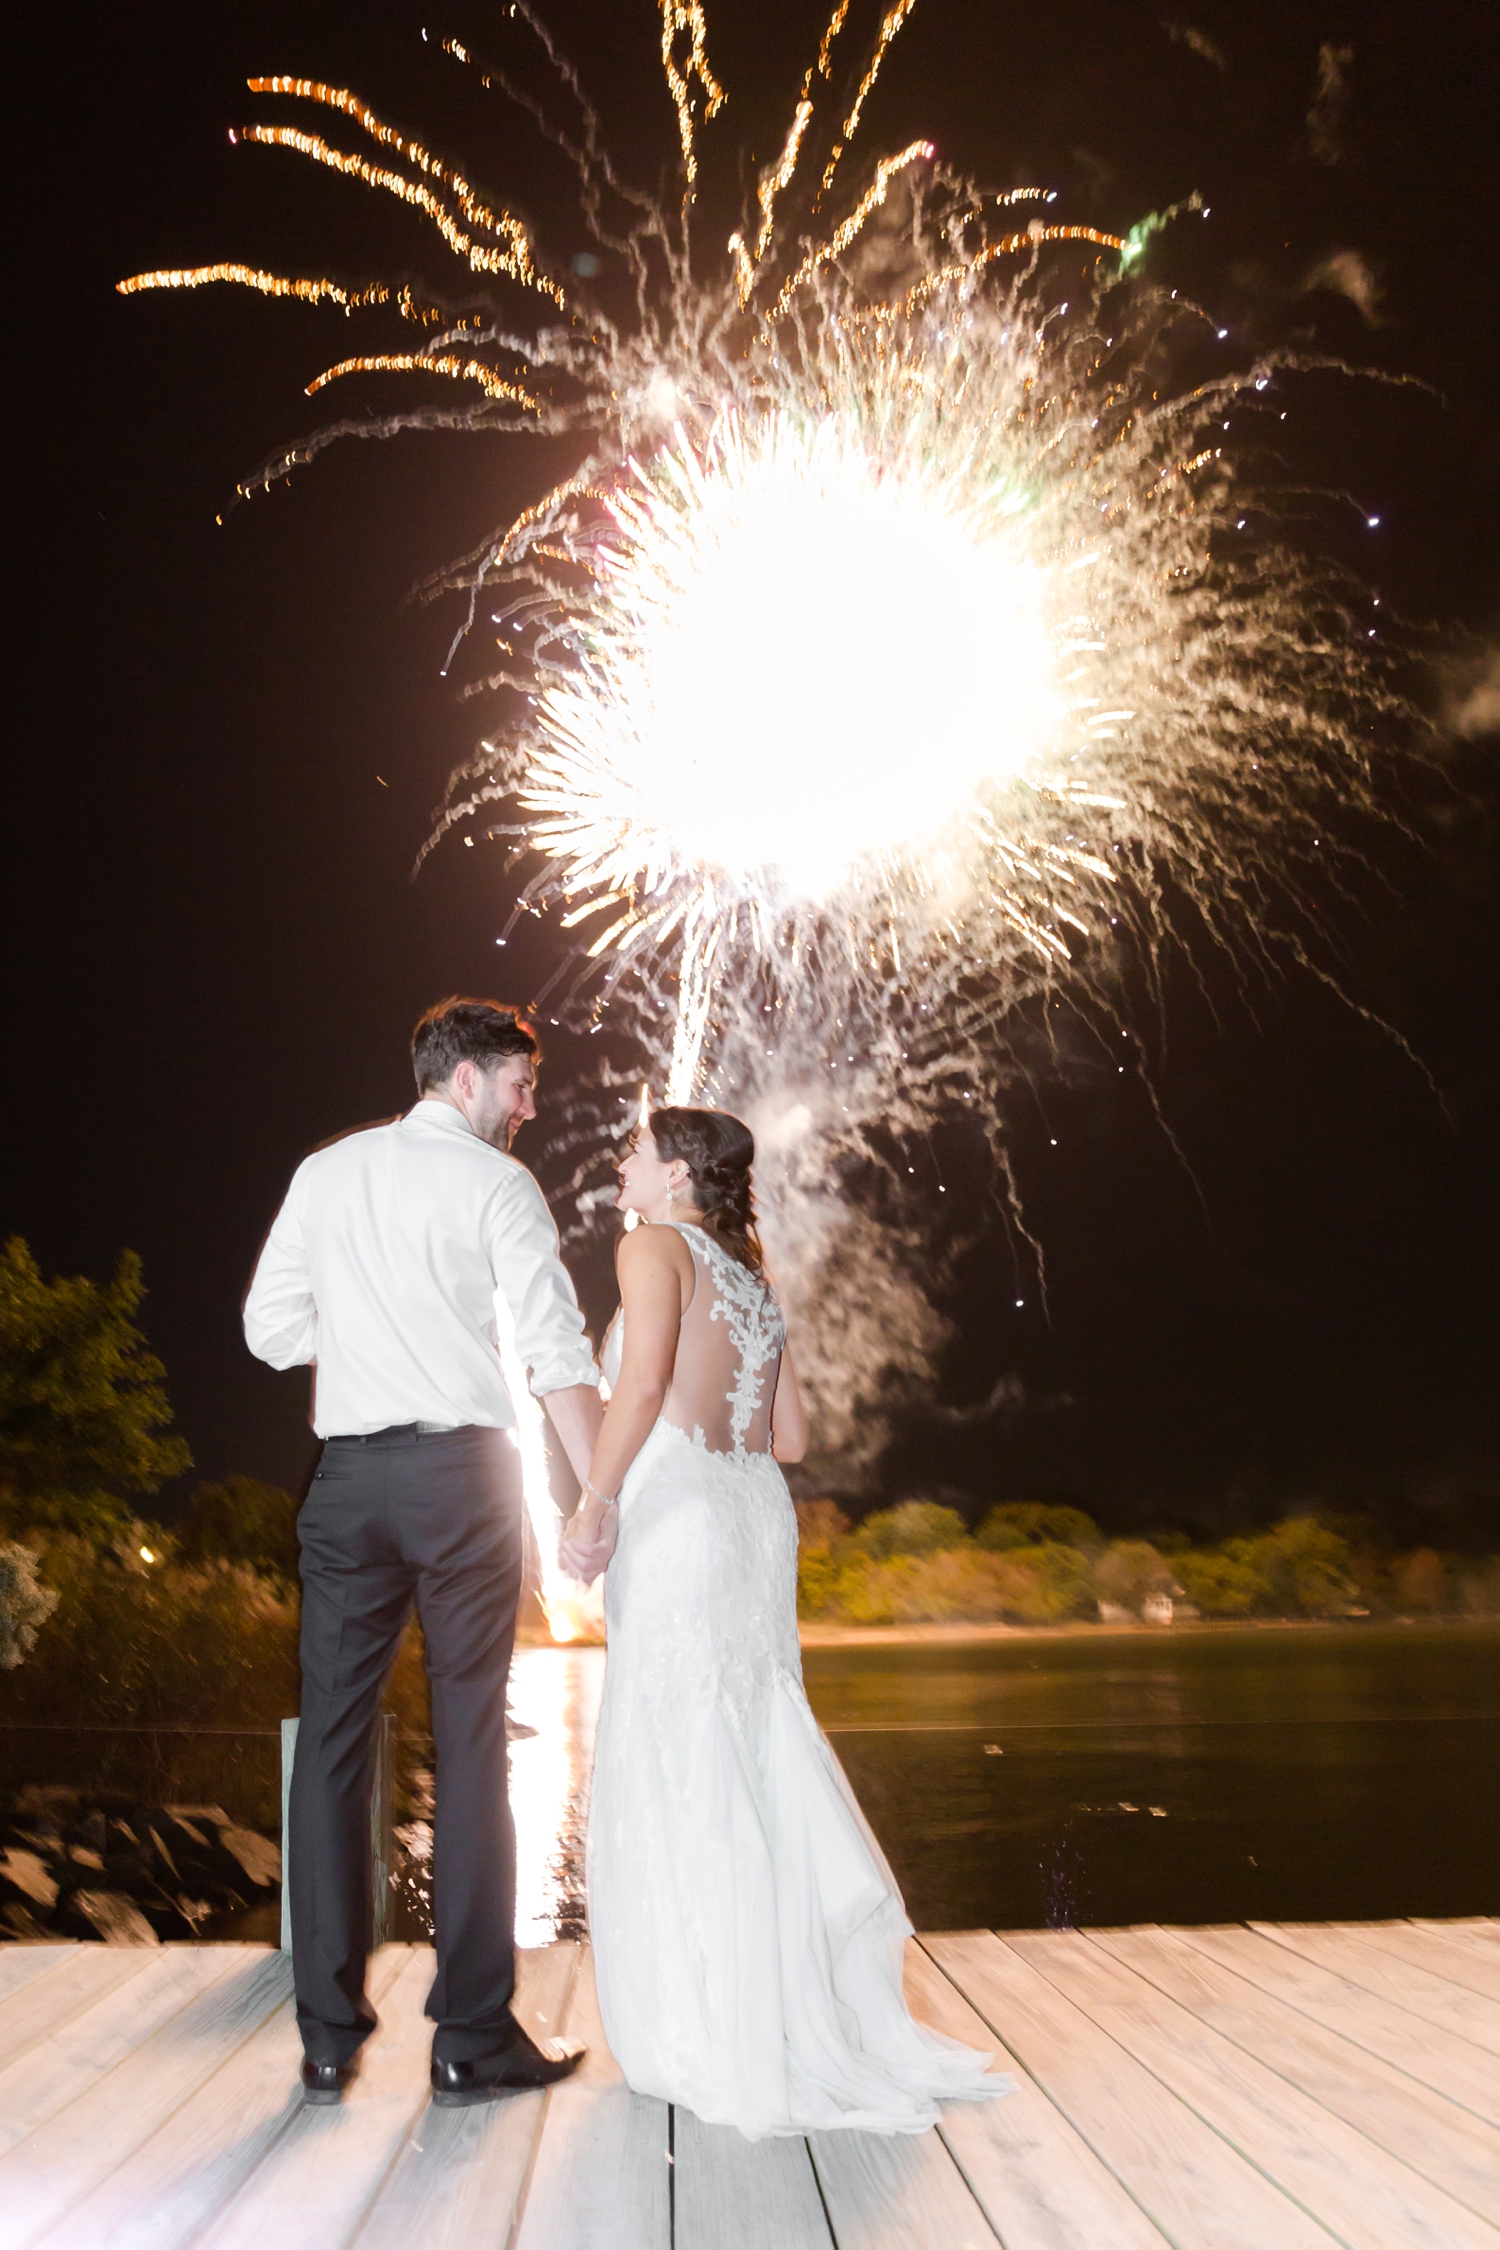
[291, 1423, 523, 2065]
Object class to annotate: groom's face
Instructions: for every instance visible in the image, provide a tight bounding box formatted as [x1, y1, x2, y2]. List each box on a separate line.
[468, 1054, 538, 1151]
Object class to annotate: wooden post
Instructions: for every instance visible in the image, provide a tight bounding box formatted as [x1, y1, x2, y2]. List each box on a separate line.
[280, 1711, 396, 1955]
[280, 1718, 297, 1954]
[370, 1711, 395, 1949]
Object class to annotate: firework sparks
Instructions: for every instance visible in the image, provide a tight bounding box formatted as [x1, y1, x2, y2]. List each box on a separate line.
[122, 2, 1412, 1532]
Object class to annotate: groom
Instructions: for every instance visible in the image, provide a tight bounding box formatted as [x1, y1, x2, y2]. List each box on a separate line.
[244, 997, 602, 2105]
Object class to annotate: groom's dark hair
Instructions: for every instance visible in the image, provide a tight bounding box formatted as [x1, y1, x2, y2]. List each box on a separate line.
[411, 997, 538, 1093]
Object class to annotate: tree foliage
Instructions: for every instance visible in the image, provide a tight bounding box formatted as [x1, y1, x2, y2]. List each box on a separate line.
[848, 1501, 969, 1560]
[793, 1496, 1493, 1625]
[976, 1501, 1101, 1553]
[0, 1238, 191, 1539]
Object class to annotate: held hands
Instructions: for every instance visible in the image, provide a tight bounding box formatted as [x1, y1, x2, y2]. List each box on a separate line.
[559, 1484, 619, 1587]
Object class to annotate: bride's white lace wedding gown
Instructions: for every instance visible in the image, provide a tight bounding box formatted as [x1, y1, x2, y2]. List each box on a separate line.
[587, 1221, 1006, 2138]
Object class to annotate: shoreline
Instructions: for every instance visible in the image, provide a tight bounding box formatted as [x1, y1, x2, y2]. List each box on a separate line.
[796, 1612, 1499, 1647]
[517, 1612, 1498, 1652]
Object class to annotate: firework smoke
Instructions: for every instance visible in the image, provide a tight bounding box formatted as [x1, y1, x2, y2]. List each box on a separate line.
[122, 3, 1413, 1539]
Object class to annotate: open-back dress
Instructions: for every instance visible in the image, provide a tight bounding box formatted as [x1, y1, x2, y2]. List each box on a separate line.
[586, 1220, 1005, 2138]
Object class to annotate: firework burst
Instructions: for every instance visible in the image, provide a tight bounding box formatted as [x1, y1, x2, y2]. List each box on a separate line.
[122, 2, 1412, 1512]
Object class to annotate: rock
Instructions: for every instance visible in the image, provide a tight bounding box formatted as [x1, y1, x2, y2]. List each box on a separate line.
[76, 1810, 107, 1855]
[218, 1825, 281, 1888]
[69, 1890, 161, 1945]
[1, 1901, 50, 1940]
[0, 1847, 58, 1910]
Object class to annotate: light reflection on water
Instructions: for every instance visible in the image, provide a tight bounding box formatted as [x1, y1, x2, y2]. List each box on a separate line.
[508, 1646, 605, 1945]
[391, 1645, 604, 1945]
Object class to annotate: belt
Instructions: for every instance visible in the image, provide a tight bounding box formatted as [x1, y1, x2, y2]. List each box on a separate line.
[323, 1421, 469, 1444]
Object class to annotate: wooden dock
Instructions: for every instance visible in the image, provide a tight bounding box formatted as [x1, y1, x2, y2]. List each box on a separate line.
[0, 1921, 1496, 2248]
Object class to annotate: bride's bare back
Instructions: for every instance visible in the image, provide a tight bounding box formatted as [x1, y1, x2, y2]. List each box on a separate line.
[659, 1224, 785, 1457]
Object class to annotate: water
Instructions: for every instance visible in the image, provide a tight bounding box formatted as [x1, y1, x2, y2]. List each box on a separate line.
[806, 1622, 1500, 1929]
[495, 1623, 1499, 1942]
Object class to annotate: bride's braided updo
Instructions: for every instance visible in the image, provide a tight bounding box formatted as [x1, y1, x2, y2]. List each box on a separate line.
[649, 1105, 765, 1275]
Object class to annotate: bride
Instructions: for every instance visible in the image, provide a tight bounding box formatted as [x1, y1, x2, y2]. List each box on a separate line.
[562, 1103, 1005, 2139]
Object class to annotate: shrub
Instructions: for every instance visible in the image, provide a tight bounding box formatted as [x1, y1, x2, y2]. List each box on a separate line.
[794, 1501, 852, 1619]
[0, 1534, 432, 1739]
[1457, 1559, 1500, 1617]
[825, 1549, 989, 1625]
[1094, 1540, 1174, 1614]
[1, 1535, 300, 1729]
[177, 1477, 301, 1586]
[1172, 1549, 1266, 1616]
[0, 1542, 58, 1667]
[796, 1542, 843, 1618]
[1392, 1548, 1449, 1614]
[848, 1501, 969, 1560]
[1238, 1518, 1355, 1616]
[793, 1500, 852, 1546]
[976, 1502, 1100, 1553]
[808, 1540, 1093, 1626]
[990, 1544, 1094, 1622]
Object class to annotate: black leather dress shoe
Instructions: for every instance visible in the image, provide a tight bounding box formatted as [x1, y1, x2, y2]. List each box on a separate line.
[300, 2057, 360, 2105]
[430, 2028, 585, 2106]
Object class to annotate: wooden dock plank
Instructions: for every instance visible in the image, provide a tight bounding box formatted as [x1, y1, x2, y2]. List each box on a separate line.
[1409, 1921, 1500, 1950]
[1173, 1927, 1500, 2126]
[37, 1949, 410, 2250]
[1005, 1929, 1499, 2250]
[672, 2111, 833, 2250]
[807, 2122, 999, 2250]
[0, 1947, 156, 2071]
[0, 1949, 280, 2248]
[1091, 1926, 1500, 2225]
[1254, 1924, 1500, 2059]
[510, 1947, 670, 2250]
[1358, 1925, 1500, 2005]
[906, 1940, 1171, 2250]
[926, 1931, 1338, 2250]
[0, 1946, 81, 2009]
[0, 1946, 249, 2170]
[350, 1946, 579, 2250]
[194, 1947, 433, 2250]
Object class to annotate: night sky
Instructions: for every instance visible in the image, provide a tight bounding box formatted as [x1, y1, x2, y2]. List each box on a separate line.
[6, 1, 1497, 1538]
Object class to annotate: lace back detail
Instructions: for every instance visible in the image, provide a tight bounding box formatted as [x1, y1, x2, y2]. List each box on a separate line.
[661, 1224, 785, 1460]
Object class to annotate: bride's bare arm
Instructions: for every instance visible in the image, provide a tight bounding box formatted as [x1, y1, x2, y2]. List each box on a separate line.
[562, 1227, 691, 1574]
[771, 1347, 809, 1463]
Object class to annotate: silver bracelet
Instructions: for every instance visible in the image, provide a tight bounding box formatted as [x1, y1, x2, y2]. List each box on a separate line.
[580, 1479, 619, 1509]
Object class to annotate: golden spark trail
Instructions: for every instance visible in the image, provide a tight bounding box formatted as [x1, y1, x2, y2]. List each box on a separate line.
[245, 77, 559, 299]
[305, 353, 540, 404]
[659, 0, 725, 188]
[116, 264, 396, 309]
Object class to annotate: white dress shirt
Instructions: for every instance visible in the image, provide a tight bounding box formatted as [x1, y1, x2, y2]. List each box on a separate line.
[243, 1099, 598, 1438]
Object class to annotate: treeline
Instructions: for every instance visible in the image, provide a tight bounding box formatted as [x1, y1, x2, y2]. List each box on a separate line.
[794, 1500, 1500, 1626]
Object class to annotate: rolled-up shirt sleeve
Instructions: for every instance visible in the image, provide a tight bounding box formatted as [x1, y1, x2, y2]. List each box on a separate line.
[488, 1168, 598, 1397]
[244, 1172, 320, 1369]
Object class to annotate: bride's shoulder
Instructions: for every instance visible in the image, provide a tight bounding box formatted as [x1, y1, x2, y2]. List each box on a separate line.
[614, 1222, 694, 1279]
